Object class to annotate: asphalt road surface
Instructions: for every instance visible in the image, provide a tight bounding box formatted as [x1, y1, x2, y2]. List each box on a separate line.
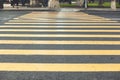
[0, 11, 30, 24]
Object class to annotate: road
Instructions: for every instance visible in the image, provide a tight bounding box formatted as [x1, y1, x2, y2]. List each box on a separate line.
[0, 10, 120, 24]
[0, 11, 30, 24]
[0, 10, 120, 80]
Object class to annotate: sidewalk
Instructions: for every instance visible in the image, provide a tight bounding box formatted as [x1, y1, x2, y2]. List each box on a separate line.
[1, 3, 120, 11]
[1, 4, 51, 11]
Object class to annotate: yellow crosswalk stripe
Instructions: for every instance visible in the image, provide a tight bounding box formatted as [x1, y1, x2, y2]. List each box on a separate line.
[0, 50, 120, 55]
[0, 34, 120, 37]
[12, 17, 111, 19]
[0, 63, 120, 71]
[1, 26, 120, 28]
[1, 40, 120, 45]
[5, 23, 120, 24]
[12, 18, 111, 20]
[1, 29, 120, 32]
[8, 20, 116, 22]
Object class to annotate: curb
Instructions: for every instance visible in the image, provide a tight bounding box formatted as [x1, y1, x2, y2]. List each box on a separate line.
[0, 7, 120, 11]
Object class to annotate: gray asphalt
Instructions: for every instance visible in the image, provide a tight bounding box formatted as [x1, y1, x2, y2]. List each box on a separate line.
[0, 55, 120, 63]
[81, 10, 120, 22]
[0, 72, 119, 80]
[0, 11, 30, 24]
[1, 44, 120, 50]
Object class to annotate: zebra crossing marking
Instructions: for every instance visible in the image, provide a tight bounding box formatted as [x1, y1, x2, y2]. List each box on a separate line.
[0, 63, 119, 71]
[5, 11, 118, 24]
[17, 12, 112, 21]
[1, 29, 120, 32]
[1, 11, 120, 73]
[0, 34, 120, 37]
[0, 50, 120, 55]
[8, 20, 117, 23]
[5, 23, 120, 25]
[1, 40, 120, 45]
[1, 26, 120, 28]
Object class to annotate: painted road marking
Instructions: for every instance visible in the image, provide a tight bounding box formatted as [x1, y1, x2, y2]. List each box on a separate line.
[1, 40, 120, 45]
[13, 16, 111, 19]
[1, 29, 120, 32]
[17, 12, 112, 21]
[0, 63, 120, 71]
[5, 23, 120, 25]
[0, 34, 120, 37]
[0, 26, 120, 28]
[8, 20, 116, 22]
[0, 50, 120, 55]
[1, 11, 120, 73]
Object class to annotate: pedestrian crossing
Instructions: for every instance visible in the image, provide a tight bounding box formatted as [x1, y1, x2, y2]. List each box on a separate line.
[5, 12, 118, 24]
[1, 12, 120, 79]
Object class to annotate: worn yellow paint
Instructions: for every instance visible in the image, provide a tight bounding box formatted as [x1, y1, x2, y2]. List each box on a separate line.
[0, 63, 120, 71]
[1, 40, 120, 45]
[17, 12, 111, 21]
[1, 29, 120, 32]
[8, 20, 116, 22]
[12, 17, 110, 20]
[0, 50, 120, 55]
[5, 23, 120, 24]
[0, 34, 120, 37]
[0, 26, 120, 28]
